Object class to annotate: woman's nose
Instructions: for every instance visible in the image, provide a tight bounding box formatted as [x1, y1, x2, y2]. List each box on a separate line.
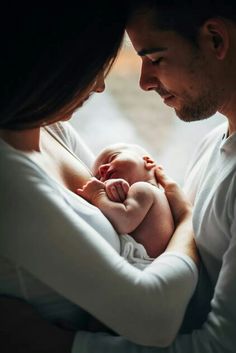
[94, 73, 106, 93]
[139, 60, 159, 91]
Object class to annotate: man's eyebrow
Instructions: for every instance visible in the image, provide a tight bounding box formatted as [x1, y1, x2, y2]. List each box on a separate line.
[138, 47, 168, 56]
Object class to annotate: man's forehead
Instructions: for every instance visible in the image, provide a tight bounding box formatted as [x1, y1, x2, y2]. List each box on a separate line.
[127, 19, 170, 56]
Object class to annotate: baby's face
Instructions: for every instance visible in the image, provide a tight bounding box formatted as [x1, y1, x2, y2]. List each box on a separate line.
[93, 146, 150, 185]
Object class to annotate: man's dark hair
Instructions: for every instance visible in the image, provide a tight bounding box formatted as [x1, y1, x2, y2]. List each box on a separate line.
[0, 2, 127, 130]
[128, 1, 236, 42]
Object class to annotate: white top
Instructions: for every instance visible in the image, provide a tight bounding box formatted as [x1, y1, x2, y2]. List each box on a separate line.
[75, 122, 236, 353]
[0, 122, 197, 346]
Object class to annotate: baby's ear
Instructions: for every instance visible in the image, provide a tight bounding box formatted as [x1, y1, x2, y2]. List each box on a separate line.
[143, 156, 156, 170]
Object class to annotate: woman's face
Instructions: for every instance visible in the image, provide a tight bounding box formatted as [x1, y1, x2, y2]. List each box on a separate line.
[58, 71, 106, 121]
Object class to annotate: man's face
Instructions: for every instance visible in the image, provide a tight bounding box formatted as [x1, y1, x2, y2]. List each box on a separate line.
[127, 12, 222, 122]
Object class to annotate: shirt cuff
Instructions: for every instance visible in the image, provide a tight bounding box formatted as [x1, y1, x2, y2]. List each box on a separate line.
[155, 251, 198, 284]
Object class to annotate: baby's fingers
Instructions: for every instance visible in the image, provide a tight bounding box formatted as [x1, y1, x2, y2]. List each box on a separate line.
[114, 181, 128, 202]
[106, 183, 123, 202]
[106, 180, 129, 202]
[76, 188, 85, 196]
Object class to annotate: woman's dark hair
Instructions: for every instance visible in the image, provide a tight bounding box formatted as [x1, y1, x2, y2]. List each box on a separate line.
[0, 2, 127, 130]
[128, 1, 236, 43]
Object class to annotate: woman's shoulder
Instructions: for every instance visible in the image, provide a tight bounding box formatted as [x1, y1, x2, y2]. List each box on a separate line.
[0, 139, 57, 198]
[0, 139, 35, 176]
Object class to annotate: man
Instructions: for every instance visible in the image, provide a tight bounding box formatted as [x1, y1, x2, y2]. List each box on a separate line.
[75, 1, 236, 352]
[1, 1, 236, 352]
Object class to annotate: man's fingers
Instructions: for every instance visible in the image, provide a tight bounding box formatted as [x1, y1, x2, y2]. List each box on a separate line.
[155, 166, 175, 188]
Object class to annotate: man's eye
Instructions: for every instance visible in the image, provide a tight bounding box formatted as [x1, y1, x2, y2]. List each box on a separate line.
[151, 57, 163, 66]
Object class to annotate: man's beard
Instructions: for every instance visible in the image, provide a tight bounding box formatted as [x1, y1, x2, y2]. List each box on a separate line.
[174, 91, 218, 122]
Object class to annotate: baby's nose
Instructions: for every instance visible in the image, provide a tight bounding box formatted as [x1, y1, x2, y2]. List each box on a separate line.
[98, 164, 109, 179]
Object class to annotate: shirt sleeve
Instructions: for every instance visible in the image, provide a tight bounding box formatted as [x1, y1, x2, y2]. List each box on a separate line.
[0, 154, 198, 348]
[72, 201, 236, 353]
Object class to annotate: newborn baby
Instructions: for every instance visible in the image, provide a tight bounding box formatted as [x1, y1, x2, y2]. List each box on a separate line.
[77, 143, 174, 258]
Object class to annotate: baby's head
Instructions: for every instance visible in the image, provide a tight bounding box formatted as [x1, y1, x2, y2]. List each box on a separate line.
[93, 143, 157, 185]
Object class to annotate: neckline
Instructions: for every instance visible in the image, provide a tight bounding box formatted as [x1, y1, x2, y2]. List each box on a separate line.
[44, 124, 93, 177]
[0, 125, 94, 200]
[220, 125, 236, 152]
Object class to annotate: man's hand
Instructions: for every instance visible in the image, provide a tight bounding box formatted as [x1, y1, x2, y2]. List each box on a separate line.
[76, 178, 105, 204]
[155, 166, 199, 265]
[155, 166, 192, 224]
[104, 179, 129, 202]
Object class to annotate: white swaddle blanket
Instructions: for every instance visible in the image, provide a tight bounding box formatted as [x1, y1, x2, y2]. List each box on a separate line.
[120, 235, 154, 270]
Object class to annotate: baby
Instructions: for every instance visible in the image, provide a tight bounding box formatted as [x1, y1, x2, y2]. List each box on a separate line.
[77, 143, 174, 259]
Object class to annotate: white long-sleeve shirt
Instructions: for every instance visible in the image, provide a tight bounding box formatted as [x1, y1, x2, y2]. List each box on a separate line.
[0, 122, 197, 347]
[75, 122, 236, 353]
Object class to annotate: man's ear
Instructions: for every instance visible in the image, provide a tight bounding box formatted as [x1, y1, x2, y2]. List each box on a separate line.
[143, 156, 156, 170]
[202, 18, 229, 60]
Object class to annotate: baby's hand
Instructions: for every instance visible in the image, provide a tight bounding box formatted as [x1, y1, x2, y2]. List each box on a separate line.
[76, 178, 105, 204]
[104, 178, 129, 202]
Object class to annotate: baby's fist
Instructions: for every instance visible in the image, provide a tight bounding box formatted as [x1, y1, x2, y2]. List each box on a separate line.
[104, 178, 129, 202]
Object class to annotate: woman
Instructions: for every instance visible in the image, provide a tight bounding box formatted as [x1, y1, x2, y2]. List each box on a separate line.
[0, 2, 198, 352]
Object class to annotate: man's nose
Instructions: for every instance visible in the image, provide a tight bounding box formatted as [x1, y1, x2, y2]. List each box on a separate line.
[99, 164, 109, 178]
[139, 60, 159, 91]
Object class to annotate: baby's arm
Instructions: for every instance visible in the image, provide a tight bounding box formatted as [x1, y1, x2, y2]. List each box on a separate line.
[77, 179, 155, 234]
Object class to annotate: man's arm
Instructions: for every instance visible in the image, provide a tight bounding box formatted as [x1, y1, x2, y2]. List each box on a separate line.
[77, 179, 155, 234]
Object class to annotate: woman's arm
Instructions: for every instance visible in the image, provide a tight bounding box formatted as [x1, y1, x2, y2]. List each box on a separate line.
[0, 156, 198, 347]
